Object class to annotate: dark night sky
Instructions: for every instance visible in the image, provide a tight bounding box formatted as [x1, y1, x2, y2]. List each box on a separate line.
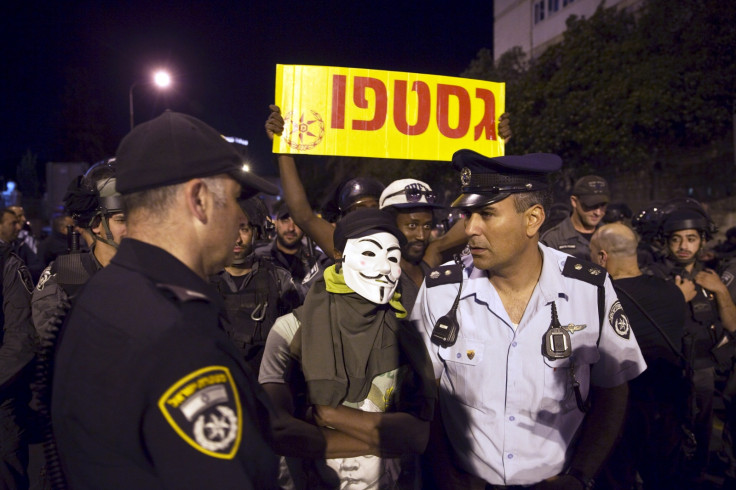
[1, 1, 495, 179]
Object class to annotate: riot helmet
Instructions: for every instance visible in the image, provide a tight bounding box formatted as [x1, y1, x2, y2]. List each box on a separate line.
[63, 158, 124, 249]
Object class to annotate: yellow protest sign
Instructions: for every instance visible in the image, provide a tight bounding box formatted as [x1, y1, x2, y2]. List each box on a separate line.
[273, 65, 505, 161]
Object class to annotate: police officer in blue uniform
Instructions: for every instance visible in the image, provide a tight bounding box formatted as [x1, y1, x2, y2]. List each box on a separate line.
[411, 150, 647, 489]
[51, 111, 280, 489]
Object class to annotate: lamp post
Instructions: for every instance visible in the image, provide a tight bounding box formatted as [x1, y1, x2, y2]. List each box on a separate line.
[129, 70, 172, 130]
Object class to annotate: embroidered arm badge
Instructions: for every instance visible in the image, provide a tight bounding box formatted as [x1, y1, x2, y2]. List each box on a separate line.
[158, 366, 242, 459]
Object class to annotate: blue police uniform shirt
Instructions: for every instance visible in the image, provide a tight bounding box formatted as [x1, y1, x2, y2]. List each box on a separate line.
[410, 244, 647, 486]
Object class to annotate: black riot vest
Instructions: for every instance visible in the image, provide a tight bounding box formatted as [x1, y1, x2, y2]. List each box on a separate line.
[214, 258, 284, 372]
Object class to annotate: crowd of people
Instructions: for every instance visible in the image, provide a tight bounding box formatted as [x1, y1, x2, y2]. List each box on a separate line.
[0, 106, 733, 490]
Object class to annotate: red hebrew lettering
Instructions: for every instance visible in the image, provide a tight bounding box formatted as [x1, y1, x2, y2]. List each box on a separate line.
[352, 77, 388, 131]
[393, 80, 431, 136]
[474, 88, 497, 141]
[436, 84, 471, 139]
[331, 75, 347, 129]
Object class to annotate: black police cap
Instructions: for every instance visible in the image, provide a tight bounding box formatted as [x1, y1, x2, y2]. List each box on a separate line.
[450, 150, 562, 208]
[116, 111, 278, 198]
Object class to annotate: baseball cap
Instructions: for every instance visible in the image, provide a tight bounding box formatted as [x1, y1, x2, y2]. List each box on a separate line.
[333, 208, 407, 252]
[450, 149, 562, 208]
[274, 200, 291, 220]
[572, 175, 610, 206]
[379, 178, 444, 209]
[116, 111, 278, 197]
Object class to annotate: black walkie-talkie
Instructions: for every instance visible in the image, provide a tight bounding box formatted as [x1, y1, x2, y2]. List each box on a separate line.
[430, 255, 464, 348]
[542, 302, 572, 360]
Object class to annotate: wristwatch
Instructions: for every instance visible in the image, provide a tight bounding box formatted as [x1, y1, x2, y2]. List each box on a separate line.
[565, 468, 595, 490]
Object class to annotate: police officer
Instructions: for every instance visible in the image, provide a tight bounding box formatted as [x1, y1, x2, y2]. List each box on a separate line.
[212, 197, 301, 373]
[411, 150, 646, 489]
[254, 200, 330, 295]
[541, 174, 611, 261]
[0, 207, 38, 490]
[32, 159, 127, 337]
[643, 201, 736, 483]
[51, 111, 280, 488]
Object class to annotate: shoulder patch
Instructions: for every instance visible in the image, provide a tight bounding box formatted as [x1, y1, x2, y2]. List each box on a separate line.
[562, 258, 606, 287]
[158, 366, 242, 459]
[17, 266, 34, 294]
[426, 264, 463, 288]
[36, 267, 54, 291]
[156, 283, 209, 302]
[608, 300, 631, 339]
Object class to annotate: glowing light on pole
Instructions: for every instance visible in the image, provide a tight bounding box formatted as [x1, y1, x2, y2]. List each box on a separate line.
[129, 69, 173, 130]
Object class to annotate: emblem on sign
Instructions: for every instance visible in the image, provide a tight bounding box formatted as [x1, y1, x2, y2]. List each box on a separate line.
[283, 110, 325, 151]
[158, 366, 242, 459]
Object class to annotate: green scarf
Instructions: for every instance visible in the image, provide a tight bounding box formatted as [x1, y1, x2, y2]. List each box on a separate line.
[293, 266, 436, 417]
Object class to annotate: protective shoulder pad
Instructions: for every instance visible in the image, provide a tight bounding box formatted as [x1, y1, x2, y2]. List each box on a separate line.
[155, 283, 209, 302]
[426, 264, 463, 288]
[562, 258, 607, 287]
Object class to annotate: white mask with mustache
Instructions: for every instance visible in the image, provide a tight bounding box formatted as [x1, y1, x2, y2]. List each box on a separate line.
[341, 232, 402, 304]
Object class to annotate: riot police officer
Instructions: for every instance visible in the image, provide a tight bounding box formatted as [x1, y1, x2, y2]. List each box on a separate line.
[643, 200, 736, 483]
[211, 197, 301, 373]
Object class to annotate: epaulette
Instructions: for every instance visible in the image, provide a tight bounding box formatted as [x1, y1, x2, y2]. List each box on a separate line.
[562, 258, 607, 287]
[155, 283, 209, 302]
[426, 264, 463, 288]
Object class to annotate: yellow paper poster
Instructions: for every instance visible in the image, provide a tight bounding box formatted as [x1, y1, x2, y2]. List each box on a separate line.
[273, 64, 505, 161]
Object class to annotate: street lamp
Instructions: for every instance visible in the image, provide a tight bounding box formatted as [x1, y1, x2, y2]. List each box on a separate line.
[129, 69, 172, 130]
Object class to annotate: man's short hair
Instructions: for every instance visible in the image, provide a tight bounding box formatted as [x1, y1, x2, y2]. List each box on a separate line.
[123, 176, 227, 219]
[512, 190, 552, 215]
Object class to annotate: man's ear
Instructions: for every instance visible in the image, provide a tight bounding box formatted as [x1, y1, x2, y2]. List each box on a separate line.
[598, 250, 608, 268]
[526, 204, 545, 237]
[185, 179, 208, 223]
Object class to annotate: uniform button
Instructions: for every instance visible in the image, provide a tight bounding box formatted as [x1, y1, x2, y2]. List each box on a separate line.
[509, 416, 515, 421]
[512, 341, 517, 347]
[507, 453, 514, 459]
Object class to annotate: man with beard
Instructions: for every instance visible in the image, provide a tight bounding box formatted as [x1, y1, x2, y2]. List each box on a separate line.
[259, 208, 436, 488]
[255, 201, 329, 295]
[542, 175, 610, 261]
[212, 197, 301, 372]
[379, 179, 444, 314]
[643, 203, 736, 485]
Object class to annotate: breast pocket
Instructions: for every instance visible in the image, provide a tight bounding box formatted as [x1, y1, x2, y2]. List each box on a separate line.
[437, 339, 485, 409]
[541, 357, 576, 413]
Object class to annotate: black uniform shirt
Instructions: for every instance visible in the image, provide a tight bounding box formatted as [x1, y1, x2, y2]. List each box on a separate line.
[52, 238, 278, 489]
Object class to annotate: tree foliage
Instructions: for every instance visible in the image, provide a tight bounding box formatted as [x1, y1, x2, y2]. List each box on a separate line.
[464, 0, 736, 175]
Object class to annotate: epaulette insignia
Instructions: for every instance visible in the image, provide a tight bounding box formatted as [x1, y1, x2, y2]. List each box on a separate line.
[562, 258, 606, 287]
[158, 366, 242, 459]
[426, 264, 463, 288]
[156, 283, 209, 302]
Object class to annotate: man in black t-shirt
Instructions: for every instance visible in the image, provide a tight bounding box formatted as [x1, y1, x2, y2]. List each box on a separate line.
[590, 222, 689, 489]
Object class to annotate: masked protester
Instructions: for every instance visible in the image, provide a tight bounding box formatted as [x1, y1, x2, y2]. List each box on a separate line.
[259, 208, 437, 488]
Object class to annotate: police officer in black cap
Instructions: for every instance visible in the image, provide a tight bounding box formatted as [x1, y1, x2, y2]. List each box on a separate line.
[643, 200, 736, 483]
[411, 150, 646, 489]
[51, 111, 280, 488]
